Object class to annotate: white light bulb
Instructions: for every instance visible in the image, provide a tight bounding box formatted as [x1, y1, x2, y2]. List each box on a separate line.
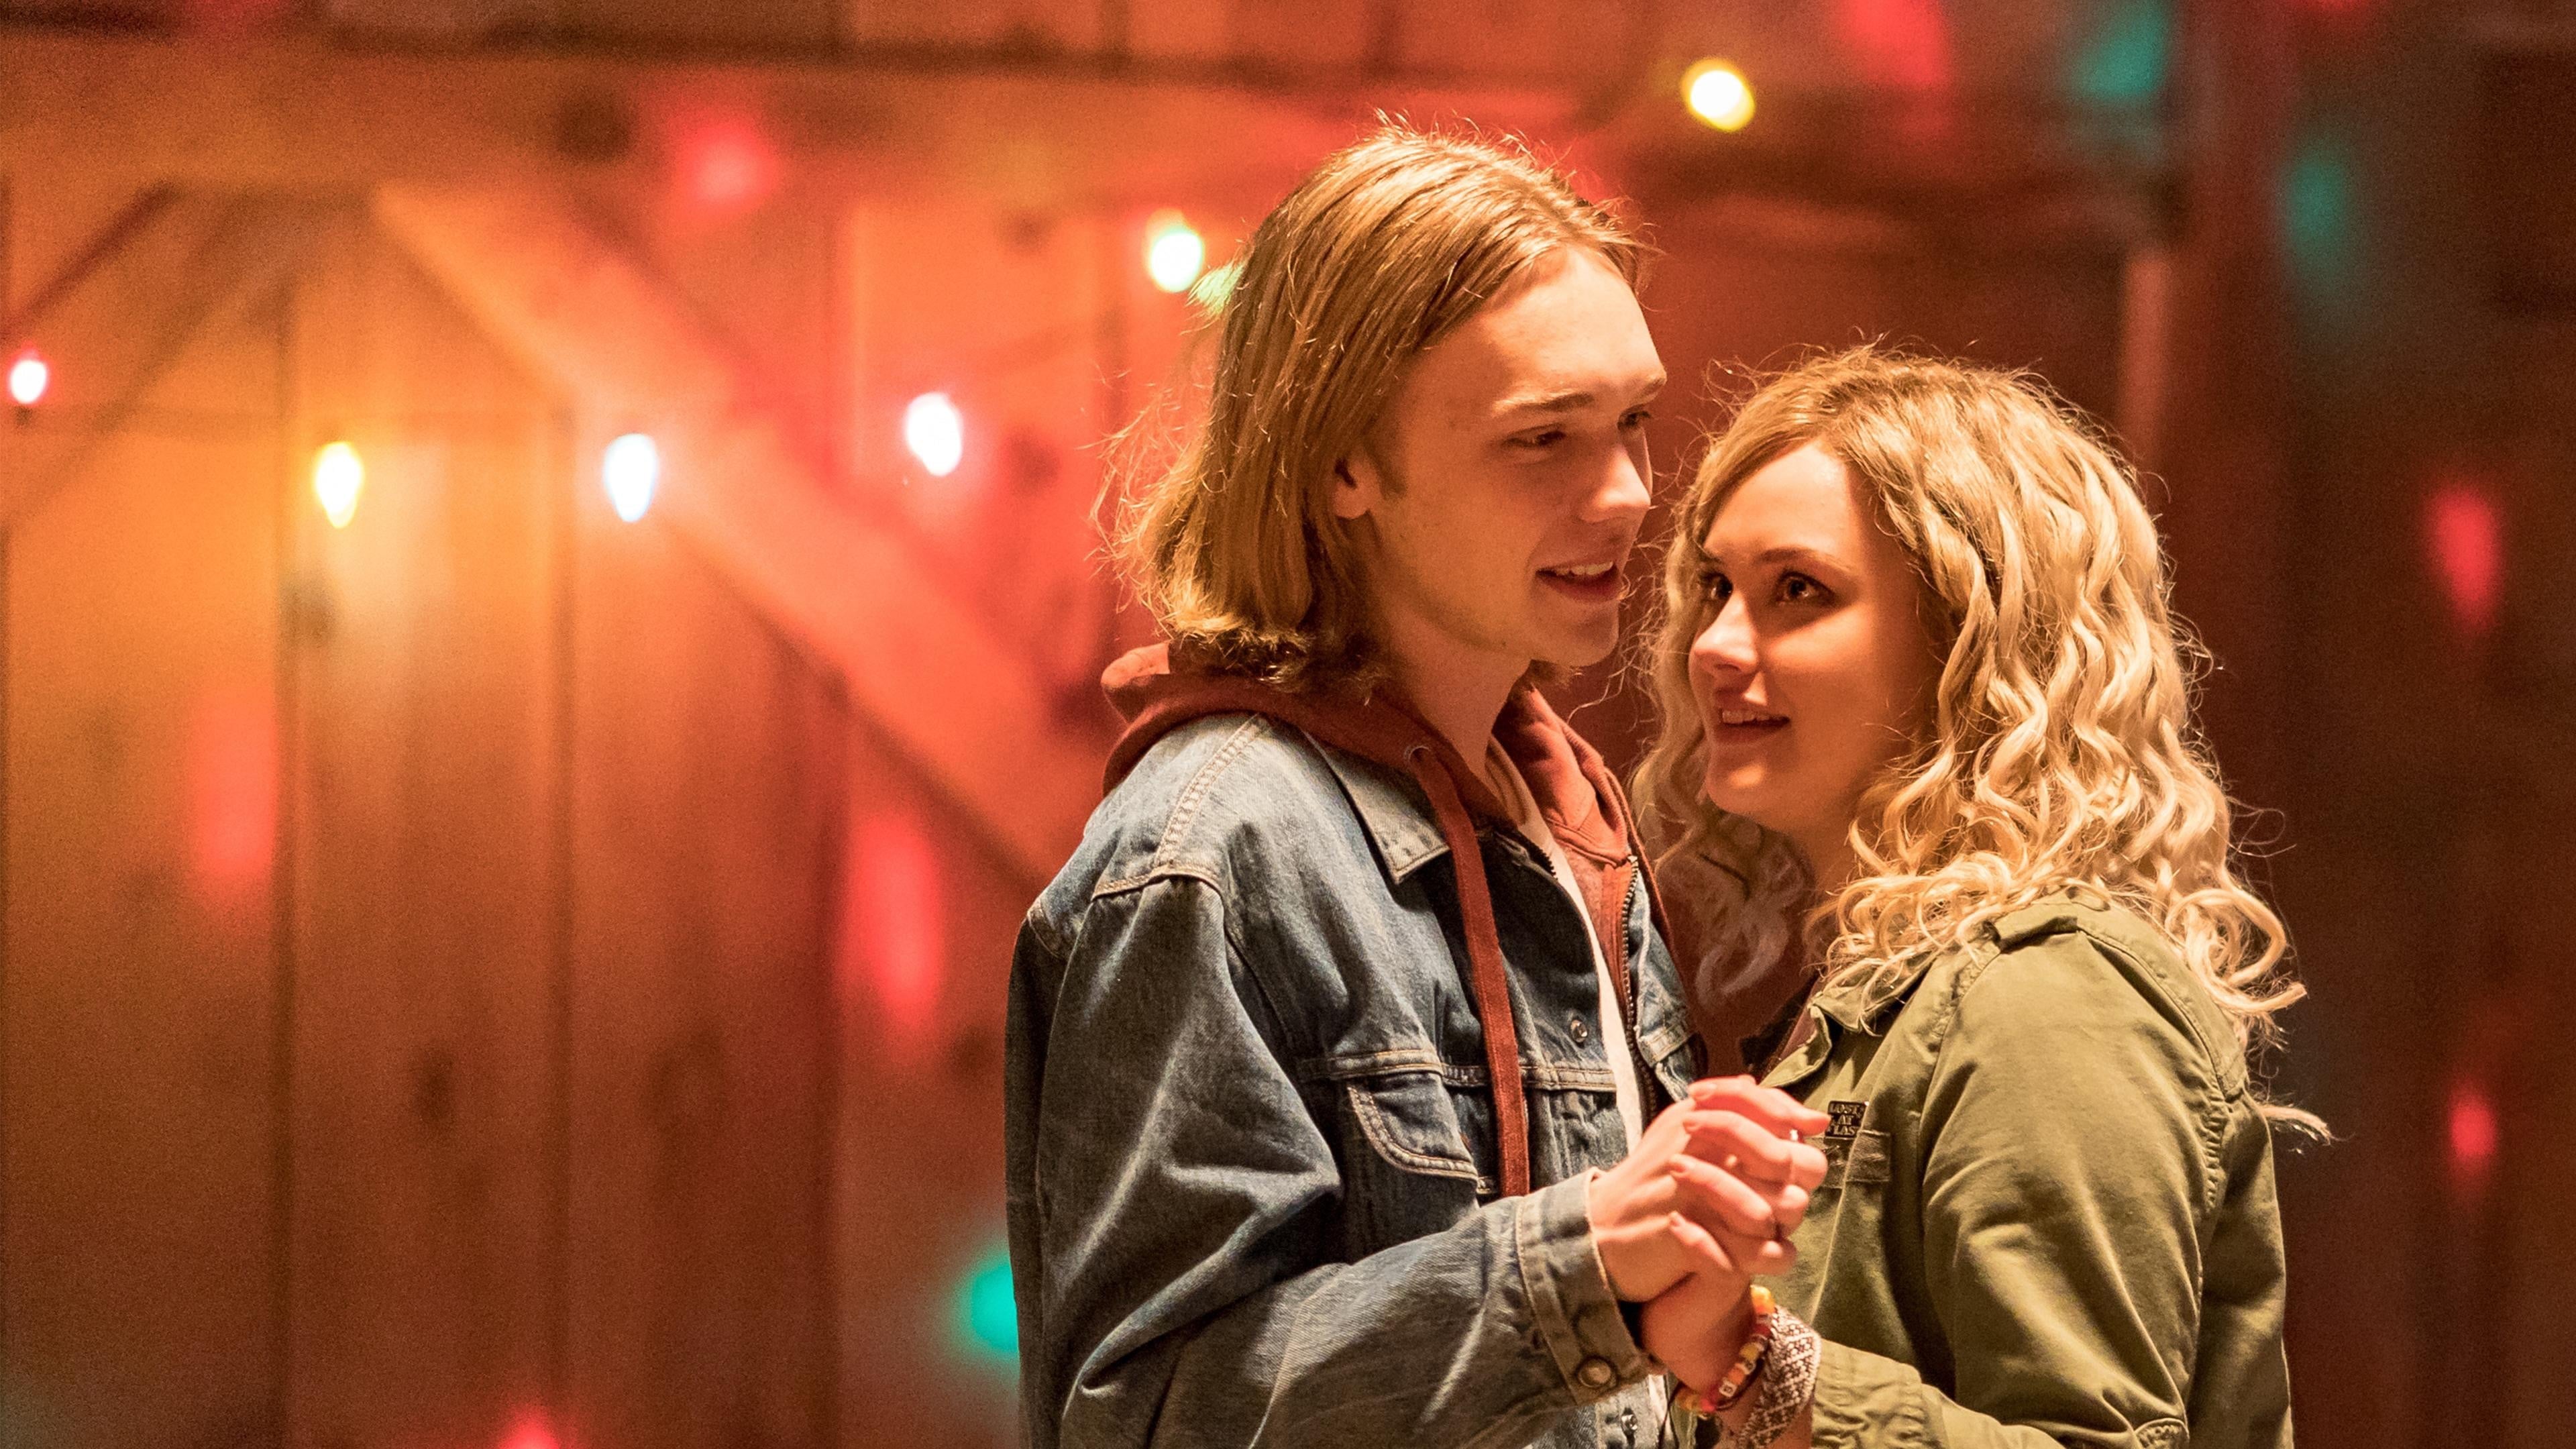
[1144, 211, 1206, 294]
[313, 441, 364, 529]
[7, 352, 48, 407]
[602, 433, 660, 523]
[904, 392, 965, 478]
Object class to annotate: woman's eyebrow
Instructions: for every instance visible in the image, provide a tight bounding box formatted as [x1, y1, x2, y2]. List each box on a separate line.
[1700, 542, 1843, 569]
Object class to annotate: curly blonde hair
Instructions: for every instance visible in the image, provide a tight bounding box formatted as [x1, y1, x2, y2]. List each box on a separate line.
[1635, 346, 2315, 1128]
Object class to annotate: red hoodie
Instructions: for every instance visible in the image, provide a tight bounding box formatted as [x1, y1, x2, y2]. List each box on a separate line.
[1101, 643, 1676, 1200]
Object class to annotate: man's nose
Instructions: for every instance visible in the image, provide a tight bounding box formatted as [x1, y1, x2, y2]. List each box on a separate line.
[1586, 439, 1652, 523]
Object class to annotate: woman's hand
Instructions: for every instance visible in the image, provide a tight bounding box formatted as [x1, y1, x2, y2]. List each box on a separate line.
[1639, 1211, 1769, 1389]
[1587, 1077, 1829, 1301]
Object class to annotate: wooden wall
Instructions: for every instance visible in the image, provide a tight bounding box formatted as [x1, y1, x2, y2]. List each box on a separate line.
[0, 189, 1039, 1449]
[7, 3, 2571, 1447]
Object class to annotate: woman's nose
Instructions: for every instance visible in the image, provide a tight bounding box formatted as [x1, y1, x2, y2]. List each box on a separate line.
[1691, 596, 1757, 676]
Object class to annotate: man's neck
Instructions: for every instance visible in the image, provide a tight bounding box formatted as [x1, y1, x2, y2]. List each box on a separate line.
[1376, 631, 1529, 783]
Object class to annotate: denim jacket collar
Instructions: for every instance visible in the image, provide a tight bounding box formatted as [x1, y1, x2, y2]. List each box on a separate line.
[1318, 748, 1455, 884]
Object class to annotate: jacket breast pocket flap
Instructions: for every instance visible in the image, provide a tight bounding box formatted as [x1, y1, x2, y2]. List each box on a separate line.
[1344, 1075, 1494, 1196]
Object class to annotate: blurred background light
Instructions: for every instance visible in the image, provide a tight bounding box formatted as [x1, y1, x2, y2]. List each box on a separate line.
[676, 111, 781, 216]
[953, 1244, 1019, 1362]
[1144, 210, 1206, 294]
[603, 431, 661, 523]
[2426, 480, 2502, 637]
[2076, 1, 2172, 105]
[496, 1412, 559, 1449]
[2449, 1078, 2499, 1198]
[904, 392, 965, 478]
[1682, 60, 1757, 132]
[312, 441, 364, 529]
[7, 350, 48, 408]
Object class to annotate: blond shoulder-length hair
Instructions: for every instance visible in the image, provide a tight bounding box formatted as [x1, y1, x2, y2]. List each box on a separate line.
[1113, 124, 1642, 692]
[1635, 347, 2314, 1125]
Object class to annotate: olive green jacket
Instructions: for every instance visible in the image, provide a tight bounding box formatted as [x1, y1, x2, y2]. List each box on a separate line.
[1759, 896, 2294, 1448]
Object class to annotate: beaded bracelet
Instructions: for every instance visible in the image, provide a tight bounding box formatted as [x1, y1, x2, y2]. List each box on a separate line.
[1674, 1285, 1776, 1416]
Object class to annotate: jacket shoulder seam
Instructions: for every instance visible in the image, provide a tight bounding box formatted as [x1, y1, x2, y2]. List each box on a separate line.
[1151, 714, 1277, 870]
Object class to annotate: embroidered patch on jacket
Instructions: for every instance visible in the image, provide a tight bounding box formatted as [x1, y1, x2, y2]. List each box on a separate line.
[1824, 1099, 1867, 1142]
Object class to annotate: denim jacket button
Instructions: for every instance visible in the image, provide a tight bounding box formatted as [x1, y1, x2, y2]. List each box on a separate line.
[1569, 1014, 1590, 1045]
[1576, 1357, 1616, 1390]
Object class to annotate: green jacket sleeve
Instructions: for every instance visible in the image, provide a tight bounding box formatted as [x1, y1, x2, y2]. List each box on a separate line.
[1807, 934, 2233, 1449]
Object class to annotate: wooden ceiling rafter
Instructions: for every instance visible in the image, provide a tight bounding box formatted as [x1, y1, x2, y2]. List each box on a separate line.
[372, 182, 1100, 885]
[0, 190, 342, 526]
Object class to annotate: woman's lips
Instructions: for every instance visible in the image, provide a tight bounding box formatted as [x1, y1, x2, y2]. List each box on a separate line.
[1708, 706, 1788, 744]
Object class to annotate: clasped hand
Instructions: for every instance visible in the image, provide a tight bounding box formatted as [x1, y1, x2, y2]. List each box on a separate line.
[1585, 1077, 1831, 1389]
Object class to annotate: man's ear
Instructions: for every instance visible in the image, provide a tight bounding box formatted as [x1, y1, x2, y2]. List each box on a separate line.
[1331, 451, 1383, 521]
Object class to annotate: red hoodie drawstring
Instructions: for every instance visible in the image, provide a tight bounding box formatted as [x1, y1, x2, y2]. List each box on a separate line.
[1397, 742, 1534, 1199]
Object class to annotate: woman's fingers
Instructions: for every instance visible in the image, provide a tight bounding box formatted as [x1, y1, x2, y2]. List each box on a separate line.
[1690, 1075, 1832, 1142]
[1682, 1110, 1801, 1177]
[1667, 1152, 1784, 1240]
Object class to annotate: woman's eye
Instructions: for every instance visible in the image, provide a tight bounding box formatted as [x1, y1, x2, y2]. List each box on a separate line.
[1699, 570, 1731, 602]
[1778, 573, 1827, 604]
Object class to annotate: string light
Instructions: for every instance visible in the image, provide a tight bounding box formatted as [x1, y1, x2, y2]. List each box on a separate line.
[602, 432, 660, 523]
[1683, 60, 1757, 132]
[7, 350, 48, 408]
[312, 441, 364, 529]
[1144, 211, 1206, 294]
[904, 392, 965, 478]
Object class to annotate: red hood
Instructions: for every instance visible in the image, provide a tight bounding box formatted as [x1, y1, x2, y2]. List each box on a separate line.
[1100, 643, 1630, 863]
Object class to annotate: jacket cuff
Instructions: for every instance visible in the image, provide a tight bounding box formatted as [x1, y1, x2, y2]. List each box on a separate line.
[1515, 1171, 1654, 1401]
[1807, 1338, 1931, 1449]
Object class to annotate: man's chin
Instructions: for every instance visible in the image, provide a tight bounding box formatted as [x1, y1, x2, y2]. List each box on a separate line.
[1530, 621, 1623, 674]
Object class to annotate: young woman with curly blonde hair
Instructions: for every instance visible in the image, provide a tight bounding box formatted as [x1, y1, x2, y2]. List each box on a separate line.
[1629, 347, 2309, 1448]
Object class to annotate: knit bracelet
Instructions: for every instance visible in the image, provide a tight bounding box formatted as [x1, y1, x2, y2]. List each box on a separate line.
[1727, 1307, 1819, 1449]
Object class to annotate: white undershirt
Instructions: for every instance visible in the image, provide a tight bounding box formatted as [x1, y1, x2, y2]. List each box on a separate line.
[1488, 743, 1646, 1150]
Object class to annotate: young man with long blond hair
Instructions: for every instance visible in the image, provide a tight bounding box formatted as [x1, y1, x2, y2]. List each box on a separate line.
[1005, 128, 1829, 1446]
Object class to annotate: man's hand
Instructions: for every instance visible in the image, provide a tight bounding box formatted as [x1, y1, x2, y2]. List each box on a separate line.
[1586, 1077, 1829, 1301]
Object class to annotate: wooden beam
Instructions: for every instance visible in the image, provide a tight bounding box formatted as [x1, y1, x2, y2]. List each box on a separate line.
[0, 28, 1579, 209]
[0, 192, 337, 525]
[374, 182, 1097, 882]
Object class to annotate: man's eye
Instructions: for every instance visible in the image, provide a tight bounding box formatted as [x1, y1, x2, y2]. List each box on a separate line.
[1620, 408, 1653, 429]
[1509, 428, 1568, 449]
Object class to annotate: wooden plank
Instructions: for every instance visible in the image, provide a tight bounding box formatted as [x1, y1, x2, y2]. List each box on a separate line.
[832, 741, 1033, 1449]
[845, 0, 1102, 53]
[0, 29, 1576, 203]
[564, 486, 842, 1449]
[278, 218, 564, 1449]
[1, 309, 284, 1449]
[374, 183, 1099, 885]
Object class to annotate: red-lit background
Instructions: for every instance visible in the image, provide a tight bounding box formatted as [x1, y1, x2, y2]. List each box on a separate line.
[1, 0, 2571, 1446]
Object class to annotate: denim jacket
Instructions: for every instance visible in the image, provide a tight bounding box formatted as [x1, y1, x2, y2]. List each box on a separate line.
[1006, 708, 1705, 1448]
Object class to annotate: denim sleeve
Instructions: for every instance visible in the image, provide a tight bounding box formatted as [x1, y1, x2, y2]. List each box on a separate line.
[1016, 873, 1648, 1449]
[1807, 942, 2227, 1449]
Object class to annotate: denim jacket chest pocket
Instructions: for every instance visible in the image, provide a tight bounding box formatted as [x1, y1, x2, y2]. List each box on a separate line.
[1316, 1057, 1497, 1256]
